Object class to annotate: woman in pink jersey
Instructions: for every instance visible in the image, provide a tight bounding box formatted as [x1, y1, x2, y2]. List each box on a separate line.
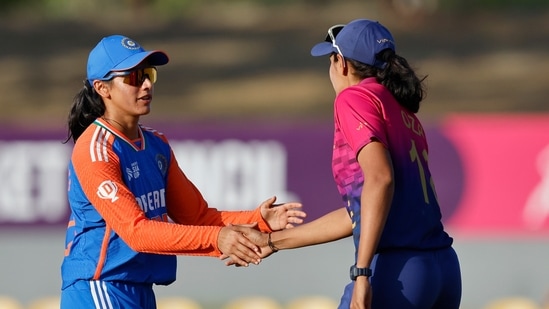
[60, 34, 306, 309]
[238, 19, 462, 309]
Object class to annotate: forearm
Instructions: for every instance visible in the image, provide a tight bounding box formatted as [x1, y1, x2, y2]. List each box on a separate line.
[219, 208, 271, 232]
[270, 207, 352, 250]
[351, 141, 394, 268]
[126, 219, 223, 256]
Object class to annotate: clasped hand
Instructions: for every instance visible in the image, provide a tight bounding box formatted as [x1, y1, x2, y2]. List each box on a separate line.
[217, 196, 304, 267]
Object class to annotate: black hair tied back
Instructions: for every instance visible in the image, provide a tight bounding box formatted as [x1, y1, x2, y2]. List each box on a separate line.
[64, 79, 106, 143]
[376, 48, 396, 64]
[375, 49, 425, 114]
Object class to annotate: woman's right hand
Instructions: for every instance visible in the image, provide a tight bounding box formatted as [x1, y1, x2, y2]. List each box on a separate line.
[217, 224, 263, 267]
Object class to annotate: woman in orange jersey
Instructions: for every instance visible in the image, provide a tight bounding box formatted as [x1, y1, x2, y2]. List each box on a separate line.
[60, 34, 305, 309]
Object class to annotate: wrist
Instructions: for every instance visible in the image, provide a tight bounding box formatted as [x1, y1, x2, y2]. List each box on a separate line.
[349, 265, 372, 280]
[268, 232, 279, 252]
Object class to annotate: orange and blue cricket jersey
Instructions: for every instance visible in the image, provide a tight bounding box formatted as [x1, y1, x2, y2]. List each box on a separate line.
[61, 119, 272, 308]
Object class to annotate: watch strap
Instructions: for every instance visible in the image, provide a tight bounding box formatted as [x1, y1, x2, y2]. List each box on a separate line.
[350, 265, 372, 280]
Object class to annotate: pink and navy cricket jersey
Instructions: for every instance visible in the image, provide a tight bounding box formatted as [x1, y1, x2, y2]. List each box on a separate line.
[332, 77, 453, 252]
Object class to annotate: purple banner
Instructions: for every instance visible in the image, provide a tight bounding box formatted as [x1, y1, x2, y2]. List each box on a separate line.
[0, 120, 460, 228]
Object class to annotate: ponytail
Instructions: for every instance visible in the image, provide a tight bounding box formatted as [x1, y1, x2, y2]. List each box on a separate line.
[64, 80, 105, 143]
[347, 49, 427, 113]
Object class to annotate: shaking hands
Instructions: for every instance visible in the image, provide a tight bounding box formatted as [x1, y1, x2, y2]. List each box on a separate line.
[218, 196, 305, 267]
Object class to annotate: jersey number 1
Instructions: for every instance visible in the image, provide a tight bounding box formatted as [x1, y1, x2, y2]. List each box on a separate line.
[409, 139, 438, 205]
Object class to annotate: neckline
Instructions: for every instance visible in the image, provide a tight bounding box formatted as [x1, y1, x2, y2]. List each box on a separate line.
[94, 118, 145, 151]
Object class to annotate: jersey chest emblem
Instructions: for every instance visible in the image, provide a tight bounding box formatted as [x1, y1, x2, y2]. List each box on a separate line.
[156, 154, 168, 176]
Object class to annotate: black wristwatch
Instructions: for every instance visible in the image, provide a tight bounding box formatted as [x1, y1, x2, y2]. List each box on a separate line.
[350, 265, 372, 280]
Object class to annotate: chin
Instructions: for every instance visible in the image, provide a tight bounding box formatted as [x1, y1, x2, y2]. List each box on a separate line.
[140, 107, 152, 115]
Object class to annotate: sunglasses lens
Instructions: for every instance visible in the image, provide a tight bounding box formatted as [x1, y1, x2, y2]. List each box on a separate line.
[144, 67, 157, 84]
[124, 67, 157, 86]
[139, 67, 157, 84]
[107, 67, 158, 86]
[125, 72, 137, 86]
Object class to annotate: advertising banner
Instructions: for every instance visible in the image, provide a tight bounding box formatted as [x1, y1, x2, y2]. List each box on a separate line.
[1, 115, 548, 237]
[440, 115, 549, 236]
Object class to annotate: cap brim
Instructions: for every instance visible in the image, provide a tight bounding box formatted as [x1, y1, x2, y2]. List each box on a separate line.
[111, 50, 169, 72]
[310, 42, 335, 57]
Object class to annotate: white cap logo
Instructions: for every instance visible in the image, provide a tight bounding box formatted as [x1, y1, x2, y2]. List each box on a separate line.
[121, 37, 141, 50]
[97, 180, 119, 202]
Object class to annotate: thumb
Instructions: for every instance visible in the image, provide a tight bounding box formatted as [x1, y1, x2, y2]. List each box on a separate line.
[260, 196, 277, 210]
[231, 222, 259, 232]
[238, 222, 259, 229]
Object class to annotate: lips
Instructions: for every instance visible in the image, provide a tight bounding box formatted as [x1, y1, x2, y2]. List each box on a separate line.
[139, 94, 152, 101]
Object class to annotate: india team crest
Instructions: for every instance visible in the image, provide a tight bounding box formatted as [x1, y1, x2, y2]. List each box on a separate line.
[156, 154, 168, 176]
[121, 37, 141, 50]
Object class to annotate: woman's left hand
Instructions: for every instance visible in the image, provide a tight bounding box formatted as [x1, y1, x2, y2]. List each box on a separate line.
[351, 277, 372, 309]
[259, 196, 305, 230]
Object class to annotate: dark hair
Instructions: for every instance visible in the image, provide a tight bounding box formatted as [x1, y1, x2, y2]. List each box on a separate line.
[339, 49, 426, 113]
[64, 80, 105, 143]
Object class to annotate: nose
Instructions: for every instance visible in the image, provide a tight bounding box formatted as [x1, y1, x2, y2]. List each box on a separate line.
[141, 76, 153, 89]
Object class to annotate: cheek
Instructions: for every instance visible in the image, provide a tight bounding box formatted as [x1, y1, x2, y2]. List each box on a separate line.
[329, 63, 337, 84]
[329, 63, 344, 93]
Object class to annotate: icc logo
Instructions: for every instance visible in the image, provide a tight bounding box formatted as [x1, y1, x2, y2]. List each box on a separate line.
[97, 180, 119, 202]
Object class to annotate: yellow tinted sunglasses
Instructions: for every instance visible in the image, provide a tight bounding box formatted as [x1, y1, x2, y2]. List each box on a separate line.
[106, 67, 157, 87]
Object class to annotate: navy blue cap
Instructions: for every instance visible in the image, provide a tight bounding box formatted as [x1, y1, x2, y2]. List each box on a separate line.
[311, 19, 395, 68]
[87, 35, 169, 83]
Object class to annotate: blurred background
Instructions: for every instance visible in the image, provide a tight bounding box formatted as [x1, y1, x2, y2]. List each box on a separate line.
[1, 0, 549, 308]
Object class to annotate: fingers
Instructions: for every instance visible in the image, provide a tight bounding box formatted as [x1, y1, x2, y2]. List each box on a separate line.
[287, 208, 306, 218]
[220, 227, 274, 267]
[287, 215, 305, 224]
[281, 206, 306, 229]
[285, 202, 303, 209]
[228, 246, 260, 267]
[232, 225, 264, 247]
[224, 257, 247, 267]
[227, 244, 259, 267]
[276, 202, 302, 210]
[272, 203, 305, 217]
[218, 226, 262, 267]
[279, 203, 306, 217]
[223, 243, 275, 266]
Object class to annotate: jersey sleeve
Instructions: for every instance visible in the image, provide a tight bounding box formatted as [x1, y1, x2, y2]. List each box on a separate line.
[164, 150, 272, 232]
[72, 129, 226, 257]
[335, 86, 388, 155]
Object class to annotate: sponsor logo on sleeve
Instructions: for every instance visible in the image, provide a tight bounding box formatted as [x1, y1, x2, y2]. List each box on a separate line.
[97, 180, 119, 202]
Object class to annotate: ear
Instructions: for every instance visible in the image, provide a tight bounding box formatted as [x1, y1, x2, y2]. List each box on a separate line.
[93, 80, 111, 99]
[335, 54, 348, 75]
